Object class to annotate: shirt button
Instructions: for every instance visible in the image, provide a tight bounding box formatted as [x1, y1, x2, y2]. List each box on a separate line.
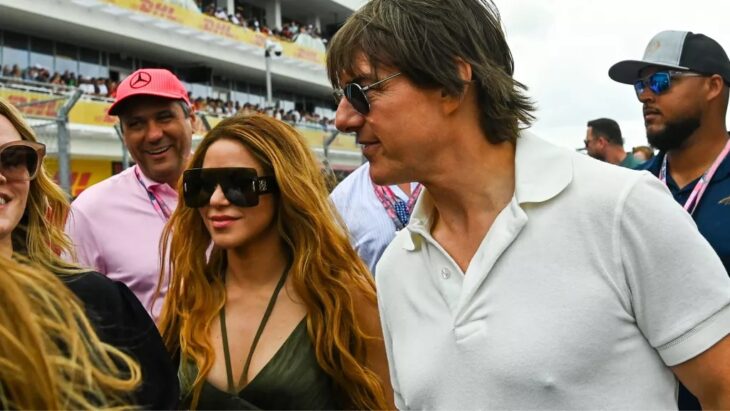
[440, 268, 451, 279]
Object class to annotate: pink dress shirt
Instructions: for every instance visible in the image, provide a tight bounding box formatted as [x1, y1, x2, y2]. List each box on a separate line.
[65, 165, 178, 321]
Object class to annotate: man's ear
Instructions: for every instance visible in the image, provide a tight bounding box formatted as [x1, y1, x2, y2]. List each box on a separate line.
[442, 58, 473, 114]
[705, 74, 725, 102]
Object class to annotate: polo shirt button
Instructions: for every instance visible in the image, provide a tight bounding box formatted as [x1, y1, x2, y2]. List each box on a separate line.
[440, 268, 451, 279]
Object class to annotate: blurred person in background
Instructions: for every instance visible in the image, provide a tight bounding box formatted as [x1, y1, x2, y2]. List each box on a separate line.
[158, 114, 393, 409]
[0, 97, 178, 408]
[632, 145, 655, 162]
[584, 117, 643, 168]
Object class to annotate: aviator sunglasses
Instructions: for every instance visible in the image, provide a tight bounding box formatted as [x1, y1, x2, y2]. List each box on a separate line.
[0, 140, 46, 182]
[183, 167, 278, 208]
[332, 72, 402, 115]
[633, 70, 703, 99]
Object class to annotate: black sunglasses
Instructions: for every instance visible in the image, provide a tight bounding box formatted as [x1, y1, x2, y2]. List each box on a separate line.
[332, 72, 402, 115]
[0, 140, 46, 182]
[183, 167, 277, 208]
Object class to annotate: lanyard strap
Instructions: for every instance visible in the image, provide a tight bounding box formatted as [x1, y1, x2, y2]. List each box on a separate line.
[220, 259, 291, 393]
[660, 138, 730, 215]
[134, 166, 173, 221]
[372, 183, 423, 230]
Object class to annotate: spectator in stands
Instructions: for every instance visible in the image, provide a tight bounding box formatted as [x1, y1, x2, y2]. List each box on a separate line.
[65, 68, 197, 323]
[632, 145, 655, 162]
[96, 77, 109, 96]
[48, 72, 63, 86]
[78, 76, 96, 94]
[214, 7, 228, 21]
[10, 64, 22, 79]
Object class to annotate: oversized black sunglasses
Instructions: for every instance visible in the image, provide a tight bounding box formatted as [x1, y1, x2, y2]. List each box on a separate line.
[332, 72, 402, 115]
[0, 140, 46, 182]
[183, 167, 277, 208]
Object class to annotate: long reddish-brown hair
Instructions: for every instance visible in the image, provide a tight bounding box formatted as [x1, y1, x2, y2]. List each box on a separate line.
[158, 114, 387, 409]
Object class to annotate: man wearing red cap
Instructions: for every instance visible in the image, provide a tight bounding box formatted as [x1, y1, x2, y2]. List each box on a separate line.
[65, 68, 197, 322]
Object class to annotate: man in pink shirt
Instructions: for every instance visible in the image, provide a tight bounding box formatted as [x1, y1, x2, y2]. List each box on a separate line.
[65, 68, 197, 321]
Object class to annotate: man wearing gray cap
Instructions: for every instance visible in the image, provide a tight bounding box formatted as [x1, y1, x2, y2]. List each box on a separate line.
[610, 30, 730, 410]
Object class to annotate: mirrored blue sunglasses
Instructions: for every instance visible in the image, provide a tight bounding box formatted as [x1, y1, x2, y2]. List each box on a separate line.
[633, 70, 703, 99]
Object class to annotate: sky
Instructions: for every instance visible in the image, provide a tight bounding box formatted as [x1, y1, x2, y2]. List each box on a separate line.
[484, 0, 730, 151]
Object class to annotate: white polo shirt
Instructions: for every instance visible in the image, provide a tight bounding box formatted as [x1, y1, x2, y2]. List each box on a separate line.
[376, 132, 730, 409]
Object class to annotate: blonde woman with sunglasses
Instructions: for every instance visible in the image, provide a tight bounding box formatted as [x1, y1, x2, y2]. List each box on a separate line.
[0, 97, 179, 409]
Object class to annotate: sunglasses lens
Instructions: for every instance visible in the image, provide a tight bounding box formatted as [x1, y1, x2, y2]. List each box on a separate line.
[344, 84, 370, 115]
[223, 168, 258, 207]
[183, 168, 261, 208]
[183, 169, 211, 208]
[0, 145, 39, 182]
[633, 80, 645, 97]
[649, 72, 671, 94]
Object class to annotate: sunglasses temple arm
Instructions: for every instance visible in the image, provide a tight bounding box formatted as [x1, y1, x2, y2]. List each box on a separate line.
[255, 177, 278, 194]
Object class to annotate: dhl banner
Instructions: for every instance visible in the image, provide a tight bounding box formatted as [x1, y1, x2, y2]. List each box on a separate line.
[0, 87, 114, 126]
[100, 0, 325, 66]
[43, 158, 114, 198]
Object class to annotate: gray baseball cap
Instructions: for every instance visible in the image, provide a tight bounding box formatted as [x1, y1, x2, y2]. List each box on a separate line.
[609, 30, 730, 85]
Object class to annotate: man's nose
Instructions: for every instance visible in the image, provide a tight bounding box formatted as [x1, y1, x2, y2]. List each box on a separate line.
[146, 121, 164, 141]
[638, 85, 656, 104]
[334, 97, 365, 133]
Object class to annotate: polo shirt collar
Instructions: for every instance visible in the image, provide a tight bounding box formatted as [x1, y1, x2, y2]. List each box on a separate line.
[404, 131, 573, 250]
[134, 164, 173, 190]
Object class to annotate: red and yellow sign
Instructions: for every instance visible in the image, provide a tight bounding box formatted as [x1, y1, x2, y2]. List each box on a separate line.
[1, 87, 114, 126]
[101, 0, 325, 65]
[43, 158, 114, 197]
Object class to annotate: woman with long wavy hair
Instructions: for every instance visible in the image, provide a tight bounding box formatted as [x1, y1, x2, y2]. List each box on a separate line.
[0, 254, 140, 409]
[158, 113, 394, 409]
[0, 97, 178, 408]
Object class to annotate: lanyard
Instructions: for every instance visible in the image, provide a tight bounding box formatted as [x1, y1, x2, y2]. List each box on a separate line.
[659, 139, 730, 215]
[134, 166, 173, 221]
[373, 183, 423, 230]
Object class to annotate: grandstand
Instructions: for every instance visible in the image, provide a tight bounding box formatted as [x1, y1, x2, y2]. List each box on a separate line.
[0, 0, 363, 196]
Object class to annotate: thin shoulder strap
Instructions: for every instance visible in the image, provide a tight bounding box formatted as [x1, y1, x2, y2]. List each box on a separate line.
[219, 259, 292, 394]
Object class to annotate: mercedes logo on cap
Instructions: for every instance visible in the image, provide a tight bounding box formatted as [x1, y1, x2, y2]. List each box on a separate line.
[129, 71, 152, 89]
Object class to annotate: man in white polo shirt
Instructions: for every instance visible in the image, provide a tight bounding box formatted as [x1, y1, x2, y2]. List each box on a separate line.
[327, 0, 730, 409]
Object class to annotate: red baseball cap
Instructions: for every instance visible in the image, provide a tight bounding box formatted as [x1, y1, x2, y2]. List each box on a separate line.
[108, 68, 191, 115]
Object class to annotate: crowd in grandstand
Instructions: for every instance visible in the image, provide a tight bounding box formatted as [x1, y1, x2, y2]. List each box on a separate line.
[1, 64, 334, 128]
[197, 1, 327, 47]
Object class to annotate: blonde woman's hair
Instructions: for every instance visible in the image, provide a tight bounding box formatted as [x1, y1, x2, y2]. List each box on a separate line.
[158, 114, 388, 409]
[0, 97, 82, 274]
[0, 254, 140, 409]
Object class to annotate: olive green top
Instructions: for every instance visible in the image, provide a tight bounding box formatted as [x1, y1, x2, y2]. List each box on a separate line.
[179, 319, 339, 410]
